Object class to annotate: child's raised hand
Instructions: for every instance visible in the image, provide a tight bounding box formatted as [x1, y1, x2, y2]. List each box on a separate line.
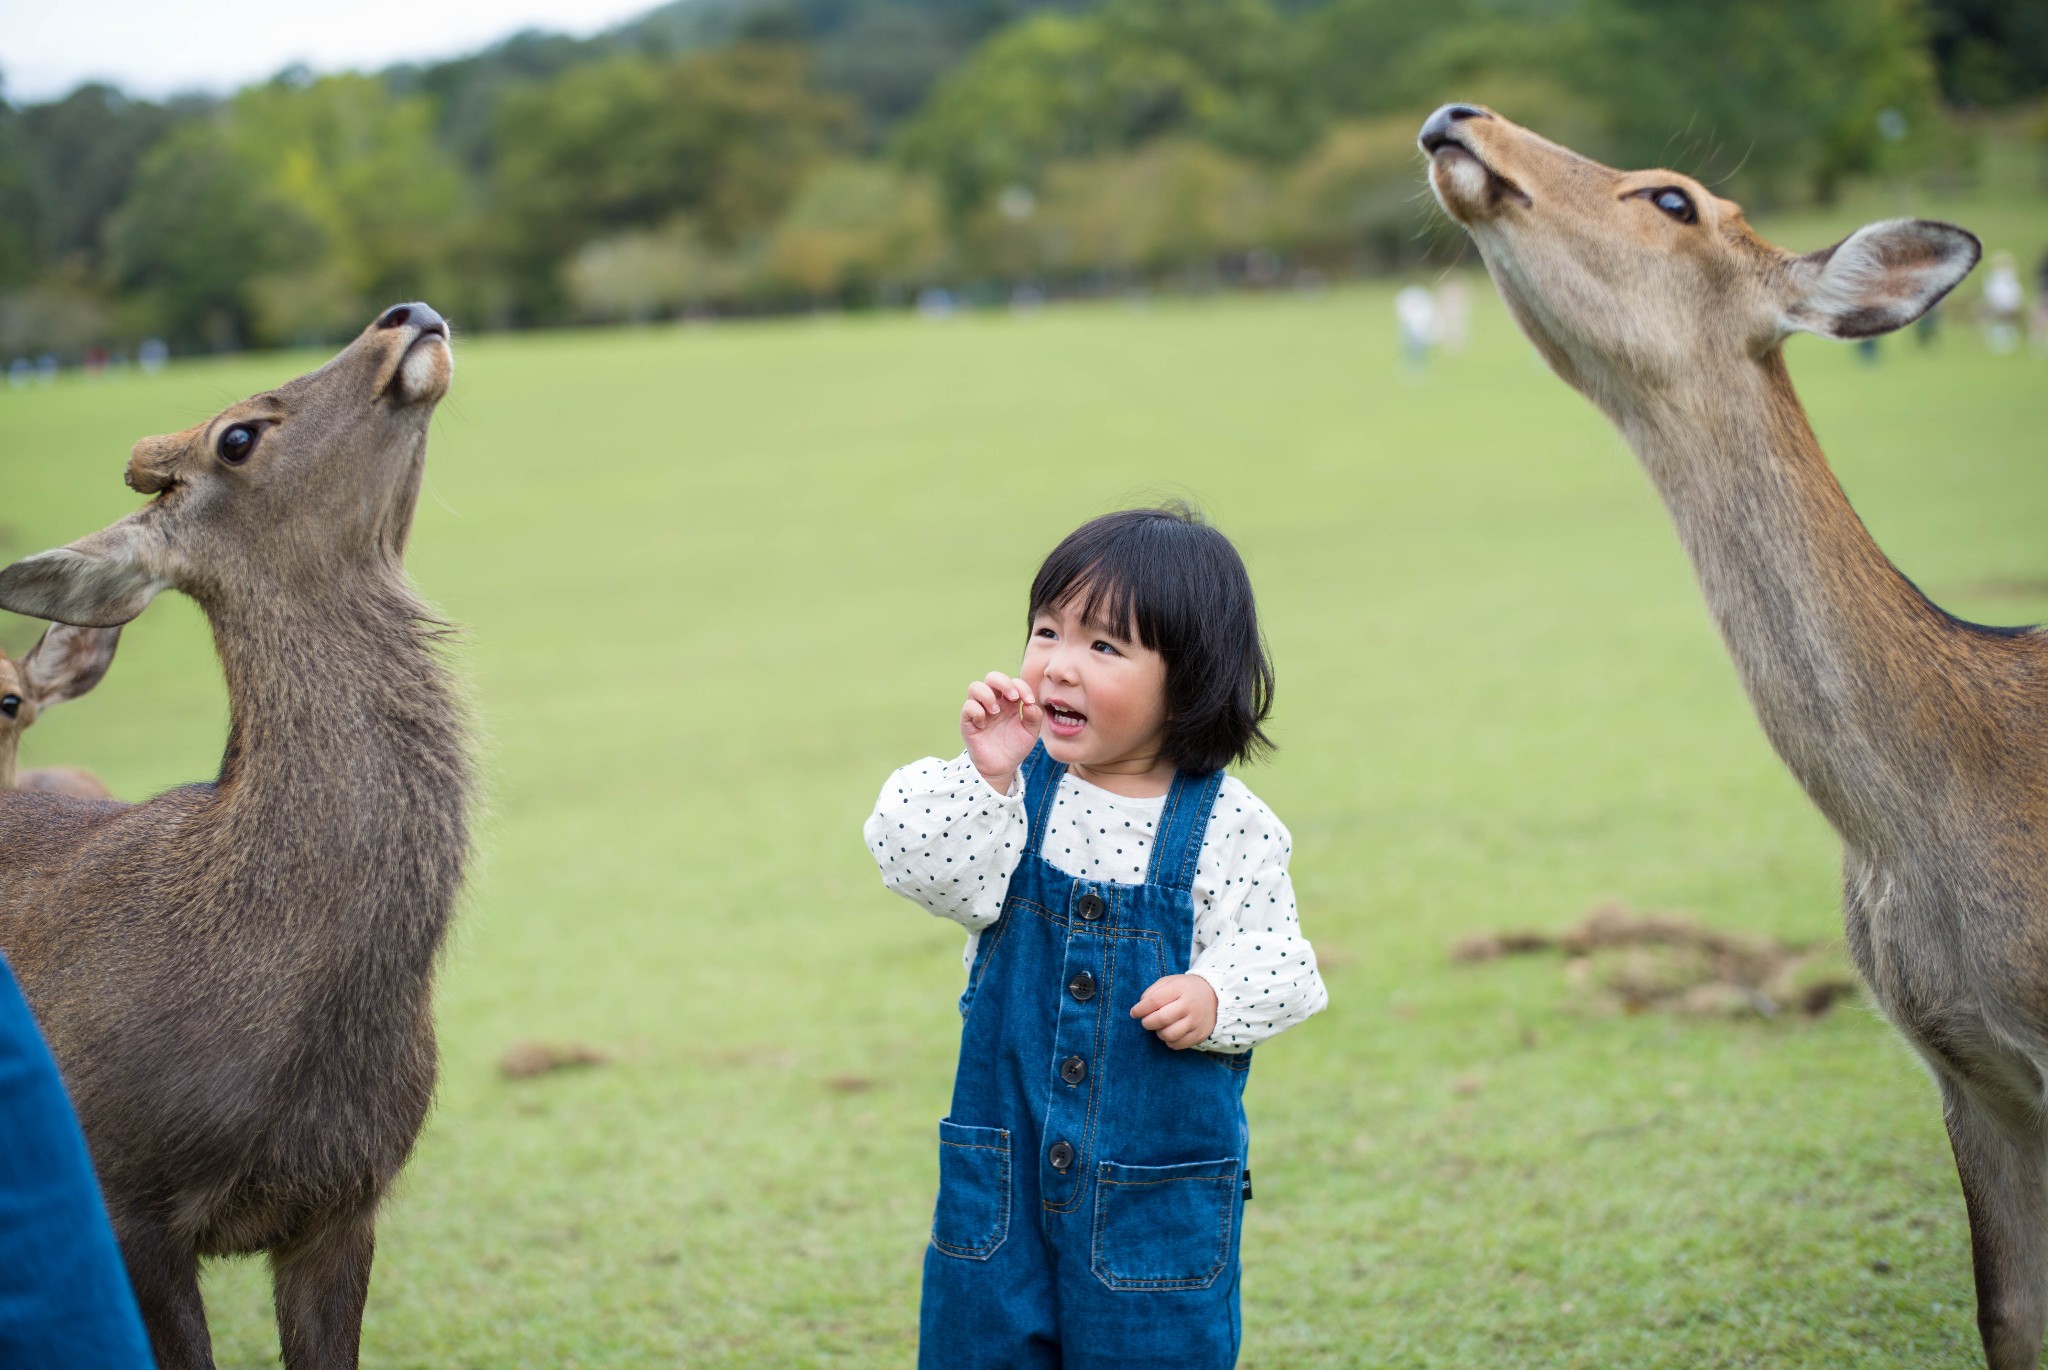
[1130, 974, 1219, 1050]
[960, 671, 1042, 792]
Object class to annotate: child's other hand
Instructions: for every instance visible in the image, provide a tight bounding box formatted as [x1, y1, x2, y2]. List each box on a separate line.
[960, 671, 1041, 793]
[1131, 974, 1218, 1050]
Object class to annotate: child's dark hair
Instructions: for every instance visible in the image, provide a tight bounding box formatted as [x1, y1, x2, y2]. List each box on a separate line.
[1027, 504, 1274, 774]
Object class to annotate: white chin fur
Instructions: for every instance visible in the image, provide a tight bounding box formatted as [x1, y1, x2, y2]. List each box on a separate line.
[397, 338, 452, 403]
[1432, 153, 1492, 219]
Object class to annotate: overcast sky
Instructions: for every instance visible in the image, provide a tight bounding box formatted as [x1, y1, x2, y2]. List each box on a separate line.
[3, 0, 665, 104]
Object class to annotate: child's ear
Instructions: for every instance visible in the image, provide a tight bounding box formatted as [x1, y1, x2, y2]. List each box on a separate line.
[1779, 219, 1980, 341]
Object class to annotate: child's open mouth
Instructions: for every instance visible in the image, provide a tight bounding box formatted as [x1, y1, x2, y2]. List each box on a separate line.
[1044, 704, 1087, 739]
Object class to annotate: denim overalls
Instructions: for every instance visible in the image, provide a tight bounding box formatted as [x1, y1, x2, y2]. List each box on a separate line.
[920, 742, 1252, 1369]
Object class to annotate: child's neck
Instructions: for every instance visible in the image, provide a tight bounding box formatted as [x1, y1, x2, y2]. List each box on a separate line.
[1068, 756, 1177, 799]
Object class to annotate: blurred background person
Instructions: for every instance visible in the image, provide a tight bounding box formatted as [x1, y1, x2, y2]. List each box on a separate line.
[1395, 284, 1437, 376]
[1983, 250, 2024, 353]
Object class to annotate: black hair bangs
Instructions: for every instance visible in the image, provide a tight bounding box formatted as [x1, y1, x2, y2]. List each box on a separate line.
[1027, 504, 1273, 774]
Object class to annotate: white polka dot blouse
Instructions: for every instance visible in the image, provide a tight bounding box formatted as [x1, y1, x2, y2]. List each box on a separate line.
[864, 752, 1328, 1053]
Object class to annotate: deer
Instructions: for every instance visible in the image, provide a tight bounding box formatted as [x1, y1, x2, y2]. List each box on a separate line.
[1416, 101, 2048, 1366]
[0, 302, 472, 1370]
[0, 624, 122, 799]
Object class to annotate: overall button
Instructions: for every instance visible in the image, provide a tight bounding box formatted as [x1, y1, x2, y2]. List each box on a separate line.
[1049, 1141, 1074, 1171]
[1078, 892, 1105, 921]
[1068, 970, 1096, 1002]
[1059, 1056, 1088, 1085]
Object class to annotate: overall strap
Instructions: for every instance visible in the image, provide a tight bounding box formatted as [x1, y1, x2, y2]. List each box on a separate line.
[1145, 766, 1224, 894]
[1019, 741, 1067, 858]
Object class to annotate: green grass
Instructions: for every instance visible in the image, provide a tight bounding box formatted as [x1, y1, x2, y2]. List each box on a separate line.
[3, 184, 2047, 1366]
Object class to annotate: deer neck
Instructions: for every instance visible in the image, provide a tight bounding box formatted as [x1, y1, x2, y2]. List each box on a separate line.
[1614, 351, 1978, 846]
[200, 571, 472, 954]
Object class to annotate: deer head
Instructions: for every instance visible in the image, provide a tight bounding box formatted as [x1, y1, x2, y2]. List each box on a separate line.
[0, 303, 453, 629]
[1419, 104, 1979, 419]
[0, 624, 121, 789]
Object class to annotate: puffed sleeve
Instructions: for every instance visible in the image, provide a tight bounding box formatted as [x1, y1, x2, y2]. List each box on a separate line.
[1186, 783, 1328, 1053]
[863, 752, 1029, 933]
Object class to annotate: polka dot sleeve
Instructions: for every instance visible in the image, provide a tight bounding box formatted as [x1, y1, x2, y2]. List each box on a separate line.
[862, 752, 1028, 934]
[1185, 780, 1328, 1054]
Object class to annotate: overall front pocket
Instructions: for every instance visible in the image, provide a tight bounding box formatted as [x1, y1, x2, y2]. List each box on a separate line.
[930, 1118, 1011, 1260]
[1090, 1156, 1240, 1291]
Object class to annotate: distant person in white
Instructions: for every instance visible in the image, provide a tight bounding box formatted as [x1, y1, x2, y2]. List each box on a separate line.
[1395, 284, 1438, 374]
[1983, 251, 2023, 354]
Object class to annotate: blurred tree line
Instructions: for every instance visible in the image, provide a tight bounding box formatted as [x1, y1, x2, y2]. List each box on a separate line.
[0, 0, 2035, 357]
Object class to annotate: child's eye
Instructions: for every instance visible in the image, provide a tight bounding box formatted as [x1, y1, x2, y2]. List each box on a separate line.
[1091, 640, 1121, 655]
[1033, 626, 1056, 640]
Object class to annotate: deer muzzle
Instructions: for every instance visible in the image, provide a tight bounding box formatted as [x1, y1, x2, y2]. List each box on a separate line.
[375, 301, 454, 407]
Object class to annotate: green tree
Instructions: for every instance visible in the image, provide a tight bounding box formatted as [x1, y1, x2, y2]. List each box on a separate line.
[895, 0, 1307, 217]
[19, 85, 178, 270]
[0, 99, 36, 291]
[231, 75, 466, 335]
[1924, 0, 2048, 107]
[1566, 0, 1940, 204]
[764, 160, 946, 299]
[814, 5, 976, 137]
[488, 44, 853, 320]
[106, 74, 465, 348]
[105, 118, 317, 348]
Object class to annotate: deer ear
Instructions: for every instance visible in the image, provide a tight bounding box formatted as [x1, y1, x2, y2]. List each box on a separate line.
[19, 624, 121, 711]
[1782, 219, 1980, 340]
[0, 522, 169, 629]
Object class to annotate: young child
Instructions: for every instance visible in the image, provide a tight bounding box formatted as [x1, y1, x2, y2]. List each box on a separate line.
[864, 505, 1327, 1368]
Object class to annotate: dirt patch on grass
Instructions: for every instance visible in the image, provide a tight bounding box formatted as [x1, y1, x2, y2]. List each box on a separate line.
[1453, 903, 1859, 1018]
[499, 1040, 611, 1079]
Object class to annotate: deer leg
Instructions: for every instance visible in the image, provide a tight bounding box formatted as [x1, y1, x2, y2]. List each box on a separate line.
[271, 1207, 377, 1370]
[114, 1211, 214, 1370]
[1940, 1075, 2048, 1370]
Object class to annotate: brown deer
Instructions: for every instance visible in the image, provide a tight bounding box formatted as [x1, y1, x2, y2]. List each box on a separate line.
[1417, 102, 2048, 1366]
[0, 623, 122, 798]
[0, 302, 472, 1369]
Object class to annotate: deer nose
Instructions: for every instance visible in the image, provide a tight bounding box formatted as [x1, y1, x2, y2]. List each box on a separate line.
[1419, 104, 1489, 154]
[377, 302, 447, 337]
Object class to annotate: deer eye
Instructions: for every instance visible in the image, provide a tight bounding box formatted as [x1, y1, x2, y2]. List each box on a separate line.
[0, 695, 19, 719]
[1649, 187, 1697, 224]
[218, 424, 260, 465]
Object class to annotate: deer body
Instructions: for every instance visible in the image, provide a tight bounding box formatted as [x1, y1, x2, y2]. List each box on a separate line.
[1632, 368, 2048, 1099]
[1424, 105, 2048, 1367]
[0, 305, 469, 1369]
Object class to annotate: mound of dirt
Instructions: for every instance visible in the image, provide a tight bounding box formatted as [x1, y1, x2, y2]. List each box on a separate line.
[1452, 903, 1858, 1018]
[499, 1040, 611, 1079]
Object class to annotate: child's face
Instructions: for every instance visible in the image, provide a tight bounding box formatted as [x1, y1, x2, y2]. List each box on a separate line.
[1021, 596, 1170, 781]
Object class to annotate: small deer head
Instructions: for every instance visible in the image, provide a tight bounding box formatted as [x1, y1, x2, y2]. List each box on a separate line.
[1419, 104, 1979, 415]
[0, 624, 121, 789]
[0, 303, 454, 628]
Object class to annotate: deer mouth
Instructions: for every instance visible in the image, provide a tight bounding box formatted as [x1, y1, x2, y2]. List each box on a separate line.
[1425, 137, 1531, 222]
[389, 329, 453, 406]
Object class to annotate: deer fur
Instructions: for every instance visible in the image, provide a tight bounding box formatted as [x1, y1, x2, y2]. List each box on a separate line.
[0, 623, 121, 798]
[0, 303, 471, 1370]
[1419, 103, 2048, 1368]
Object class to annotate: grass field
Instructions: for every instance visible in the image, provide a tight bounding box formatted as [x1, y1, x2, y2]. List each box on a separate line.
[3, 176, 2047, 1367]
